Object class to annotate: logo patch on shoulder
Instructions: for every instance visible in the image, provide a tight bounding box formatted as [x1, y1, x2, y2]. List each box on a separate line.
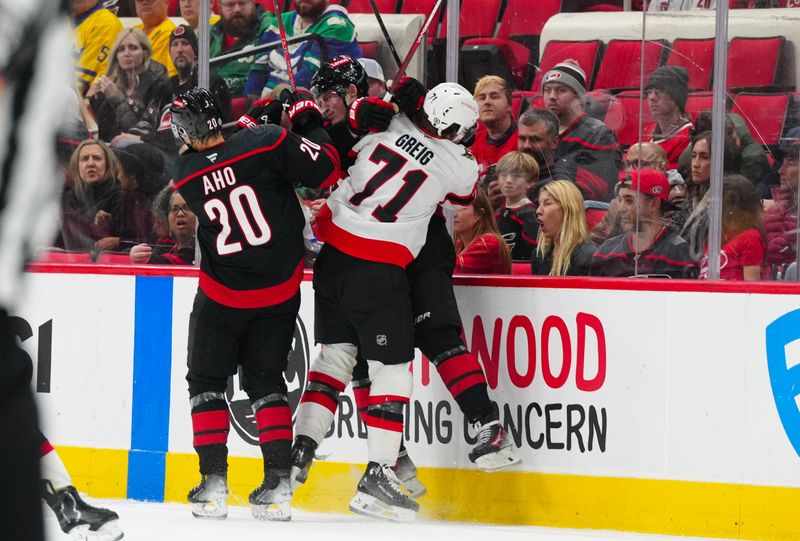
[206, 152, 218, 163]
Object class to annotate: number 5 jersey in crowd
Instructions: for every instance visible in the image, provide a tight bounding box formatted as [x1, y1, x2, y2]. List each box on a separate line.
[172, 123, 340, 309]
[316, 114, 480, 268]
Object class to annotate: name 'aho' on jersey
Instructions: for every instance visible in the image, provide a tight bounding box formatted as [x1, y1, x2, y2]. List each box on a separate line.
[173, 123, 339, 309]
[317, 114, 480, 267]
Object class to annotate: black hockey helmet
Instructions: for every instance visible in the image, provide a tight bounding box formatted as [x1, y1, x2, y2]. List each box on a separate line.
[310, 55, 368, 101]
[170, 87, 223, 147]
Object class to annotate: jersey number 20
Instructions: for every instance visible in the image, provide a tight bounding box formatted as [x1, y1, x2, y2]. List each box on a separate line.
[205, 185, 271, 255]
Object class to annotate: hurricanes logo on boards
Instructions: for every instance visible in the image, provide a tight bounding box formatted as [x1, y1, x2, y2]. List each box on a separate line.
[765, 309, 800, 458]
[225, 317, 310, 445]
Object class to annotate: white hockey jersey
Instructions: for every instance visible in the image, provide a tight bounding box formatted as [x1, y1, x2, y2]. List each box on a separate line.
[316, 114, 479, 267]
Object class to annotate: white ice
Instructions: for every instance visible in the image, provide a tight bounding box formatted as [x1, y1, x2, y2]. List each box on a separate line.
[44, 498, 738, 541]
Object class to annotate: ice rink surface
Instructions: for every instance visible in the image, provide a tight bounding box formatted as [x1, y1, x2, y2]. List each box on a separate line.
[44, 498, 738, 541]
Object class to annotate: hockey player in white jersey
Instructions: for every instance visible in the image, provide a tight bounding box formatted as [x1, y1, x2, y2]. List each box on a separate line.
[291, 82, 480, 522]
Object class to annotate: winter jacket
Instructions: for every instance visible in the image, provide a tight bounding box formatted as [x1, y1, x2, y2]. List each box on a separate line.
[59, 181, 121, 251]
[764, 186, 798, 267]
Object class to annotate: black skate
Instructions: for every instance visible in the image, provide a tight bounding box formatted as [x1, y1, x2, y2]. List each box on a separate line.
[468, 406, 520, 472]
[43, 482, 123, 540]
[349, 461, 419, 522]
[249, 469, 292, 521]
[187, 473, 228, 519]
[289, 435, 317, 490]
[393, 448, 426, 499]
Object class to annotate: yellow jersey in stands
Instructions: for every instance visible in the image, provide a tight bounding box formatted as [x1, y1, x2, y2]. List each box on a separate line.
[72, 4, 123, 93]
[134, 17, 176, 77]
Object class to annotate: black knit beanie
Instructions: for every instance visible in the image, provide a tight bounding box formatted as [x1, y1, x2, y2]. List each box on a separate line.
[646, 66, 689, 112]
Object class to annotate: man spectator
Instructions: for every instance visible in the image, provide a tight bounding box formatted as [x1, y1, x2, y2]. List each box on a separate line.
[625, 142, 686, 222]
[71, 0, 124, 95]
[358, 58, 387, 98]
[209, 0, 273, 98]
[644, 66, 693, 169]
[765, 133, 799, 274]
[470, 75, 518, 178]
[179, 0, 220, 32]
[543, 60, 621, 202]
[591, 169, 697, 278]
[517, 108, 560, 194]
[244, 0, 361, 99]
[133, 0, 177, 77]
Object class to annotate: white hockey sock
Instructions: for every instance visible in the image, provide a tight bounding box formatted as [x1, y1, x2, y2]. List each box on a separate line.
[41, 447, 72, 492]
[366, 361, 412, 465]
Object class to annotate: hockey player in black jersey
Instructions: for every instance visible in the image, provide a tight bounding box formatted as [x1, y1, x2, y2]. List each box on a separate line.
[170, 87, 339, 522]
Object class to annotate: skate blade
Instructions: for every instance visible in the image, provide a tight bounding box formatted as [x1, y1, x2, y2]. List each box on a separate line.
[348, 492, 417, 523]
[191, 500, 228, 519]
[289, 465, 308, 490]
[251, 501, 292, 521]
[398, 475, 427, 499]
[68, 520, 124, 541]
[474, 445, 522, 472]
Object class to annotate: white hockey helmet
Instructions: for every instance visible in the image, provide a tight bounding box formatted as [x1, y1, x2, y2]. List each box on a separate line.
[422, 82, 479, 143]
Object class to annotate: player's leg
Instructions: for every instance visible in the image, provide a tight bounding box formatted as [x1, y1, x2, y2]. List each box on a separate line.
[239, 293, 300, 521]
[40, 435, 123, 540]
[185, 292, 242, 519]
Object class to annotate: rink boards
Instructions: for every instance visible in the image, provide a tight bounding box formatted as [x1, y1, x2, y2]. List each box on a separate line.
[17, 266, 800, 540]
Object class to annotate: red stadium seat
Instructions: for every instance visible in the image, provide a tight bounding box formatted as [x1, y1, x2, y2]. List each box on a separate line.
[400, 0, 444, 40]
[359, 41, 381, 59]
[437, 0, 502, 40]
[529, 94, 545, 109]
[35, 251, 93, 264]
[684, 91, 714, 121]
[511, 91, 538, 119]
[345, 0, 398, 13]
[593, 39, 666, 92]
[257, 0, 279, 13]
[727, 37, 793, 92]
[230, 97, 247, 120]
[531, 40, 601, 93]
[512, 262, 532, 275]
[731, 92, 790, 146]
[610, 92, 654, 148]
[168, 0, 180, 16]
[665, 38, 715, 91]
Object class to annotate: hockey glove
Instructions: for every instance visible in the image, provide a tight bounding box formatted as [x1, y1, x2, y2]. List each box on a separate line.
[247, 98, 283, 125]
[392, 76, 427, 117]
[348, 97, 395, 135]
[280, 88, 324, 130]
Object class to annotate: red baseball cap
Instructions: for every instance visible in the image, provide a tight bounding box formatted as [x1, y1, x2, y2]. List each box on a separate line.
[627, 169, 670, 202]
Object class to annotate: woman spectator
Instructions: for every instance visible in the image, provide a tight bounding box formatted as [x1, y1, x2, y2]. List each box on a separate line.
[453, 187, 512, 274]
[532, 180, 597, 276]
[129, 186, 196, 265]
[86, 28, 170, 142]
[59, 140, 121, 251]
[112, 142, 170, 250]
[700, 175, 766, 281]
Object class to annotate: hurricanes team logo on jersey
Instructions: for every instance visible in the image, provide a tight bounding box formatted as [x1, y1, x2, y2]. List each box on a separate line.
[766, 309, 800, 458]
[225, 317, 311, 445]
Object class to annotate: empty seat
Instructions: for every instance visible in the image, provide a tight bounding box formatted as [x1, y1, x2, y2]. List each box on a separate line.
[437, 0, 502, 40]
[531, 40, 601, 93]
[609, 92, 654, 148]
[731, 92, 791, 146]
[400, 0, 445, 39]
[511, 90, 538, 119]
[665, 38, 715, 91]
[684, 91, 714, 121]
[593, 39, 666, 92]
[727, 36, 794, 92]
[358, 41, 382, 60]
[345, 0, 398, 13]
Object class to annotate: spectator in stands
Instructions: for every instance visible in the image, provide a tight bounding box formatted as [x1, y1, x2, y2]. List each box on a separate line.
[665, 169, 687, 222]
[543, 60, 621, 202]
[591, 169, 697, 278]
[357, 58, 387, 98]
[210, 0, 274, 98]
[87, 28, 171, 142]
[494, 152, 540, 262]
[244, 0, 362, 99]
[624, 141, 668, 173]
[532, 180, 596, 276]
[133, 0, 177, 77]
[470, 75, 518, 179]
[590, 197, 622, 245]
[698, 174, 766, 281]
[70, 0, 124, 96]
[453, 187, 512, 274]
[644, 66, 692, 169]
[179, 0, 220, 31]
[59, 140, 122, 251]
[517, 108, 560, 194]
[112, 142, 171, 251]
[130, 185, 196, 265]
[765, 136, 799, 274]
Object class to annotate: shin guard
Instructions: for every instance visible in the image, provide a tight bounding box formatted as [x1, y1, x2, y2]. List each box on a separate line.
[252, 393, 292, 471]
[366, 361, 411, 465]
[433, 346, 493, 422]
[190, 391, 229, 475]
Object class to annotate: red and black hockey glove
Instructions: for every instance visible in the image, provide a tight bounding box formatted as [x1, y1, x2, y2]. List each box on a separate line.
[348, 97, 395, 135]
[248, 98, 283, 125]
[392, 76, 427, 117]
[280, 88, 324, 130]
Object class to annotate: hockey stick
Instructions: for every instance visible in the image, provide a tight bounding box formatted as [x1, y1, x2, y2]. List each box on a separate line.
[367, 0, 402, 68]
[272, 0, 297, 92]
[383, 0, 444, 101]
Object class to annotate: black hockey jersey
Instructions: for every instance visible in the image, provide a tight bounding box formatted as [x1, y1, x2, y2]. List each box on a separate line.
[496, 202, 539, 261]
[173, 124, 340, 308]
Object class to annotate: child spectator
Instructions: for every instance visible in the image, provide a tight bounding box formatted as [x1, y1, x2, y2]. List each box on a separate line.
[532, 180, 597, 276]
[454, 187, 512, 274]
[129, 186, 196, 265]
[494, 152, 540, 261]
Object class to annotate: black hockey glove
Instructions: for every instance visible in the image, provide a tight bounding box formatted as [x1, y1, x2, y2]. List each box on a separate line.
[280, 88, 324, 130]
[248, 98, 283, 125]
[348, 97, 395, 135]
[392, 76, 427, 117]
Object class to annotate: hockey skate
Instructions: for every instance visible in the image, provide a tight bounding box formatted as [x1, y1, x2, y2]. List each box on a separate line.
[349, 462, 419, 522]
[393, 448, 426, 499]
[187, 473, 228, 519]
[469, 407, 521, 472]
[289, 435, 317, 490]
[249, 469, 292, 521]
[43, 483, 124, 541]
